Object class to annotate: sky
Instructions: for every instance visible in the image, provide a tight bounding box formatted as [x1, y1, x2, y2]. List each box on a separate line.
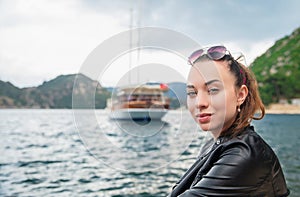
[0, 0, 300, 88]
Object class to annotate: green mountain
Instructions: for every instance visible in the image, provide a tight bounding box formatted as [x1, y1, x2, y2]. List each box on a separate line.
[250, 27, 300, 105]
[0, 81, 23, 107]
[0, 74, 111, 109]
[0, 74, 188, 109]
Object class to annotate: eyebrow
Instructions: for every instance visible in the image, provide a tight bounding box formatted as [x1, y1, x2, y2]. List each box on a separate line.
[204, 79, 221, 86]
[187, 79, 221, 88]
[186, 84, 195, 89]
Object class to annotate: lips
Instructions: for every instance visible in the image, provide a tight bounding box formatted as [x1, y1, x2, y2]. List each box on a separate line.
[196, 113, 212, 123]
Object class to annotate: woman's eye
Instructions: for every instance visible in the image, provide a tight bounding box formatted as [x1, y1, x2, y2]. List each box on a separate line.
[208, 88, 219, 94]
[187, 91, 197, 96]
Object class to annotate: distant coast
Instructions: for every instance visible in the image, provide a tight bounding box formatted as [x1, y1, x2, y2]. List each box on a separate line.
[265, 104, 300, 114]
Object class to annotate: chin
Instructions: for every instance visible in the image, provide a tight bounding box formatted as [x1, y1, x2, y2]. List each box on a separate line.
[199, 123, 222, 133]
[199, 124, 211, 131]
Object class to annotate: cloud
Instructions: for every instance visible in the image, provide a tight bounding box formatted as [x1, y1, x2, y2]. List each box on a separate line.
[0, 0, 299, 87]
[99, 49, 189, 87]
[149, 0, 300, 41]
[0, 0, 126, 87]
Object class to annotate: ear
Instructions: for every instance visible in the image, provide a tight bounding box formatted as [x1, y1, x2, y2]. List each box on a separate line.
[237, 85, 248, 106]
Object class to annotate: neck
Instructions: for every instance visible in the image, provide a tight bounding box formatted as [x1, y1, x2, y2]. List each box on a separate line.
[209, 129, 222, 141]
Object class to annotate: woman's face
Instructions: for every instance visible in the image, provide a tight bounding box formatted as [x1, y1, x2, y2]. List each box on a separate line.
[187, 60, 244, 138]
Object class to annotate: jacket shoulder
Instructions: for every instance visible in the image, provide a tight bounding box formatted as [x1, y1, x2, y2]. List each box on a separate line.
[219, 127, 276, 172]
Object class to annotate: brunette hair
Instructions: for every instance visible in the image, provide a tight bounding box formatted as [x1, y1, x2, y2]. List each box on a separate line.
[221, 55, 265, 136]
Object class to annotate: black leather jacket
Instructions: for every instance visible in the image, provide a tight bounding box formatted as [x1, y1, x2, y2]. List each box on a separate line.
[169, 126, 289, 197]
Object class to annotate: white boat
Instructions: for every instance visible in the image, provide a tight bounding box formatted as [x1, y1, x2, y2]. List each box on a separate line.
[110, 108, 168, 120]
[109, 83, 170, 120]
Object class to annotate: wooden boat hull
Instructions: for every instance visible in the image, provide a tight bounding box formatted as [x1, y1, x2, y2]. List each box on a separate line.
[110, 108, 168, 120]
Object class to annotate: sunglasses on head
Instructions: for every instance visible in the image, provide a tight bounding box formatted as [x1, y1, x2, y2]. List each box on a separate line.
[188, 45, 230, 65]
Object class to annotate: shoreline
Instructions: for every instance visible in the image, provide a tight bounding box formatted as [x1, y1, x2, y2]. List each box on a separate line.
[265, 104, 300, 114]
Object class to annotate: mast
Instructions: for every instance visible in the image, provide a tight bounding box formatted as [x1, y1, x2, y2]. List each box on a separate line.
[129, 7, 133, 85]
[129, 0, 142, 85]
[137, 0, 142, 84]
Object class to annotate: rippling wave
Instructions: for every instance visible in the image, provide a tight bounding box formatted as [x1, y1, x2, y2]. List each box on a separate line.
[0, 110, 299, 196]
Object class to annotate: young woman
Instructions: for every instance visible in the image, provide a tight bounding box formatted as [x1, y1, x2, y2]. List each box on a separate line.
[169, 46, 289, 196]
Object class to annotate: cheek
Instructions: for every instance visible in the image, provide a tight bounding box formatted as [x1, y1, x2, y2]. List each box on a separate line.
[211, 92, 226, 110]
[211, 90, 236, 116]
[187, 97, 195, 114]
[224, 90, 238, 117]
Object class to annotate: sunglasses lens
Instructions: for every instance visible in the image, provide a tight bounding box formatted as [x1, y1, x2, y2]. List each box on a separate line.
[188, 46, 228, 65]
[188, 49, 203, 64]
[207, 46, 226, 60]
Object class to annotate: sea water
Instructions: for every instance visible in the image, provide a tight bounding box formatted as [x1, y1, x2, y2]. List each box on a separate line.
[0, 109, 299, 196]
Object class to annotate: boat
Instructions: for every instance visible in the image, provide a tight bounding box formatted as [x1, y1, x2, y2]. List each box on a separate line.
[109, 82, 170, 120]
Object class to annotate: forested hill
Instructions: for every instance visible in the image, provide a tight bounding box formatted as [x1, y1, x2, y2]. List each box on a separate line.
[250, 27, 300, 105]
[0, 74, 187, 109]
[0, 74, 110, 109]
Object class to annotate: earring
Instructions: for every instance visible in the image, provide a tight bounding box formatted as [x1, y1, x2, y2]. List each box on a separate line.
[237, 106, 241, 112]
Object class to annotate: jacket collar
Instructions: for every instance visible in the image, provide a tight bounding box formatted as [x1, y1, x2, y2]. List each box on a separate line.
[216, 125, 254, 145]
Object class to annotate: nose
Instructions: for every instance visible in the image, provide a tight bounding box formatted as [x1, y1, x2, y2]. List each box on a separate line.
[196, 91, 210, 110]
